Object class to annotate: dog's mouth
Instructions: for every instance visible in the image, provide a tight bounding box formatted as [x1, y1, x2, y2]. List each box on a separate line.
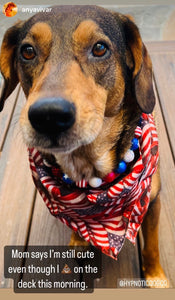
[23, 123, 101, 155]
[21, 96, 104, 154]
[30, 131, 88, 154]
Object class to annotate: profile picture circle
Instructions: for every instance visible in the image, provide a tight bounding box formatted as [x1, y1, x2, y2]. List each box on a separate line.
[3, 2, 18, 17]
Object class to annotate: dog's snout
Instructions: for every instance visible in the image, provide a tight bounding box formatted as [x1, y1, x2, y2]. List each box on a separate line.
[28, 97, 76, 135]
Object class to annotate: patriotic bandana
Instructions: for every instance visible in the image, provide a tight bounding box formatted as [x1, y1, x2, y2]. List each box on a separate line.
[28, 113, 159, 260]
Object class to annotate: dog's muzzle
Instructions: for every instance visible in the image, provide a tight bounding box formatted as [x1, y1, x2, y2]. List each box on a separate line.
[28, 97, 76, 135]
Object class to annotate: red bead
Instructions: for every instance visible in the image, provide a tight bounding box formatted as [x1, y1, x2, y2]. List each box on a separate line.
[104, 172, 116, 183]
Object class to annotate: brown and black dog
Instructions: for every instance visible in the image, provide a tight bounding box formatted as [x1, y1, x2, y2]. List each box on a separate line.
[0, 5, 167, 286]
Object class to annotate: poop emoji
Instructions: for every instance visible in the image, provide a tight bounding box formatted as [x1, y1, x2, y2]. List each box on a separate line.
[61, 264, 72, 274]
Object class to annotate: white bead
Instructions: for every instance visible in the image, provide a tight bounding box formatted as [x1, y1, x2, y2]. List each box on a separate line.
[123, 149, 135, 163]
[43, 159, 52, 167]
[89, 177, 102, 188]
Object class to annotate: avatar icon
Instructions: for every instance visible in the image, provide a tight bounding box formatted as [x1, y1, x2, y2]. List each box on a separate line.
[3, 2, 17, 17]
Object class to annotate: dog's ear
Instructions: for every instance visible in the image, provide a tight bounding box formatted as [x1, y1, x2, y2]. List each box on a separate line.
[0, 21, 24, 112]
[120, 15, 155, 113]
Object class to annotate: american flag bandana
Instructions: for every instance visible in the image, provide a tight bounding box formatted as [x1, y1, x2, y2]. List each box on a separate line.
[28, 113, 159, 260]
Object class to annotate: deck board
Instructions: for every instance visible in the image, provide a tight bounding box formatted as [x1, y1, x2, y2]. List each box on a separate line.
[0, 41, 174, 289]
[147, 42, 175, 288]
[28, 192, 72, 246]
[94, 240, 141, 288]
[0, 90, 36, 288]
[149, 90, 175, 288]
[146, 41, 175, 159]
[0, 86, 20, 153]
[152, 56, 175, 159]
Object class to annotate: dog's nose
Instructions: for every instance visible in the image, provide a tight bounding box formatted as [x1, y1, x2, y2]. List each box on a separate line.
[28, 97, 76, 135]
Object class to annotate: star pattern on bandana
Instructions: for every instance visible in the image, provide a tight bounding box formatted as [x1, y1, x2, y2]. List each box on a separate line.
[37, 166, 48, 178]
[96, 192, 109, 203]
[73, 204, 105, 216]
[58, 213, 72, 222]
[108, 233, 125, 252]
[119, 188, 130, 197]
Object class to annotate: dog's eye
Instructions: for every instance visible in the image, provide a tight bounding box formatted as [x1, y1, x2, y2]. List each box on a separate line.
[21, 44, 36, 60]
[92, 42, 108, 57]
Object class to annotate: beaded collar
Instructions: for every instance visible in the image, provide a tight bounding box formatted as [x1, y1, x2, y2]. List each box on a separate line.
[28, 113, 159, 260]
[43, 127, 141, 190]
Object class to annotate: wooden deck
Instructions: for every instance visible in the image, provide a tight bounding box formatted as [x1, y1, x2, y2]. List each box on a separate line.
[0, 41, 175, 289]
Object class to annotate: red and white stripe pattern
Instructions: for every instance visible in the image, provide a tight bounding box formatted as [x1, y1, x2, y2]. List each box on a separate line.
[135, 125, 142, 139]
[28, 113, 159, 260]
[76, 179, 88, 188]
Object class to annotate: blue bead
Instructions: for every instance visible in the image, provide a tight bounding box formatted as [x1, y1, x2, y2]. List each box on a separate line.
[131, 138, 139, 150]
[115, 160, 127, 173]
[62, 174, 73, 184]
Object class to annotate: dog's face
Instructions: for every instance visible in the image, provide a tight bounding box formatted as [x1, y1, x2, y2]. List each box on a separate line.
[0, 6, 155, 179]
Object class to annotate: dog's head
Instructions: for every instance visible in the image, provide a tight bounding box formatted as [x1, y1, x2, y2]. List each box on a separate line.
[0, 5, 155, 178]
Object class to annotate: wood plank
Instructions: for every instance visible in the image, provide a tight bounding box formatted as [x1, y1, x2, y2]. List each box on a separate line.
[0, 90, 36, 288]
[139, 82, 175, 288]
[146, 41, 175, 54]
[154, 98, 175, 288]
[0, 85, 20, 153]
[151, 53, 175, 159]
[146, 41, 175, 159]
[94, 240, 141, 288]
[143, 44, 175, 287]
[28, 192, 72, 246]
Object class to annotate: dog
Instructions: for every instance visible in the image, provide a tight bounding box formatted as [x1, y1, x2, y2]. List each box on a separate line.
[0, 5, 168, 287]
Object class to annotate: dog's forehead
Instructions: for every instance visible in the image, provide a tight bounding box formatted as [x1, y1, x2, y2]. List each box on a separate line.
[22, 5, 124, 48]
